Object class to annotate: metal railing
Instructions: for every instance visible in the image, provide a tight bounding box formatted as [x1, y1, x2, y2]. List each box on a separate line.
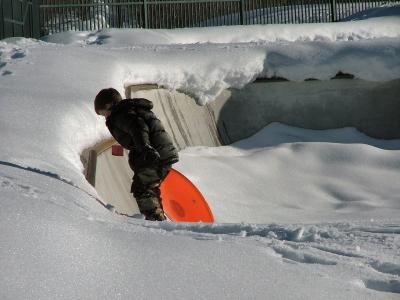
[0, 0, 40, 39]
[39, 0, 400, 35]
[1, 0, 399, 39]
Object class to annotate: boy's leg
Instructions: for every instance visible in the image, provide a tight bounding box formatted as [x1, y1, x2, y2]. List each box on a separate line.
[158, 164, 172, 181]
[131, 166, 166, 221]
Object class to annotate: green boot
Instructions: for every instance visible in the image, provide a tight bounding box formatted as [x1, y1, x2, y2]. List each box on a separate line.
[136, 195, 166, 221]
[145, 208, 166, 221]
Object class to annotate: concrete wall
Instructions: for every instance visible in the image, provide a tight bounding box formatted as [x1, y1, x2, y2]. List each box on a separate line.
[81, 139, 139, 215]
[95, 147, 138, 215]
[128, 85, 221, 150]
[210, 79, 400, 143]
[127, 79, 400, 147]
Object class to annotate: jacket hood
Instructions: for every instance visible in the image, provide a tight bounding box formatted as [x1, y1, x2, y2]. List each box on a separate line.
[111, 98, 154, 114]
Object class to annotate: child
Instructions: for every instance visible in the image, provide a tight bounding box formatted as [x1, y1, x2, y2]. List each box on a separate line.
[94, 88, 179, 221]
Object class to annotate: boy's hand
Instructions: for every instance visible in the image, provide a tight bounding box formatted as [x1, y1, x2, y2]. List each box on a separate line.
[141, 145, 160, 164]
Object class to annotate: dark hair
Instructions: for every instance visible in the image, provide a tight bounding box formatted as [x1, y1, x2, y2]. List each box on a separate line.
[94, 88, 122, 114]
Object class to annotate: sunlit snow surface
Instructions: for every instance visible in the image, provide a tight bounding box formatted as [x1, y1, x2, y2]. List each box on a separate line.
[177, 123, 400, 224]
[1, 11, 400, 300]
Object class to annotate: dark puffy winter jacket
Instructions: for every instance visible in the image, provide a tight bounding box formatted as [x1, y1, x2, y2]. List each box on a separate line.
[105, 98, 179, 170]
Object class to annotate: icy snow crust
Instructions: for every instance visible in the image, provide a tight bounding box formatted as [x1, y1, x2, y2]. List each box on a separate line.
[1, 15, 400, 299]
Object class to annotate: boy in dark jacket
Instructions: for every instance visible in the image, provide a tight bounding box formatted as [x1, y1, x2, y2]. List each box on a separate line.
[94, 88, 179, 221]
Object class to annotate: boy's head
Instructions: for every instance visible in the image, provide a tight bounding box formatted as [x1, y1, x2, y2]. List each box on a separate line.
[94, 88, 122, 118]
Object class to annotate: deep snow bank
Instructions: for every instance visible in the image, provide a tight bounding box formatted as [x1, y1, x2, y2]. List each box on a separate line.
[177, 122, 400, 223]
[0, 18, 399, 208]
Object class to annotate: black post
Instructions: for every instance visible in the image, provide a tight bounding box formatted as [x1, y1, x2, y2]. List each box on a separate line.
[143, 0, 148, 28]
[0, 0, 4, 39]
[240, 0, 245, 25]
[31, 0, 40, 38]
[3, 0, 13, 38]
[12, 0, 22, 36]
[116, 0, 123, 28]
[330, 0, 337, 22]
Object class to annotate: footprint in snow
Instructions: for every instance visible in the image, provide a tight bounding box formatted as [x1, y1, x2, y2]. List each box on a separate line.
[363, 278, 400, 294]
[11, 51, 25, 59]
[370, 260, 400, 277]
[1, 179, 11, 188]
[311, 245, 364, 258]
[1, 176, 43, 198]
[272, 245, 337, 266]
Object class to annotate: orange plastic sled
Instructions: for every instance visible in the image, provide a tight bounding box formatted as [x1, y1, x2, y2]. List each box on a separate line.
[160, 169, 214, 223]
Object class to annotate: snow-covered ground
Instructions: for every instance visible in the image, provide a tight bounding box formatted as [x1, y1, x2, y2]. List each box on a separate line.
[342, 3, 400, 20]
[45, 13, 400, 46]
[201, 1, 400, 25]
[1, 7, 400, 299]
[178, 123, 400, 224]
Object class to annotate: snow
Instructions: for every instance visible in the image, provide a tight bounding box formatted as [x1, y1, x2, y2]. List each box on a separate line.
[342, 3, 400, 21]
[200, 2, 400, 25]
[32, 16, 400, 105]
[1, 7, 400, 300]
[178, 123, 400, 224]
[44, 15, 400, 46]
[2, 164, 400, 299]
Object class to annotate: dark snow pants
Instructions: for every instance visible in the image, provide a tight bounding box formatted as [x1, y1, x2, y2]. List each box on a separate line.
[130, 164, 171, 215]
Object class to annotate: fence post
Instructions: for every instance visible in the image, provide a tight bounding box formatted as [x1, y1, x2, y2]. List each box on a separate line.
[12, 0, 22, 36]
[330, 0, 337, 22]
[31, 0, 40, 38]
[2, 0, 13, 38]
[116, 0, 122, 28]
[0, 0, 4, 39]
[143, 0, 148, 28]
[240, 0, 245, 25]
